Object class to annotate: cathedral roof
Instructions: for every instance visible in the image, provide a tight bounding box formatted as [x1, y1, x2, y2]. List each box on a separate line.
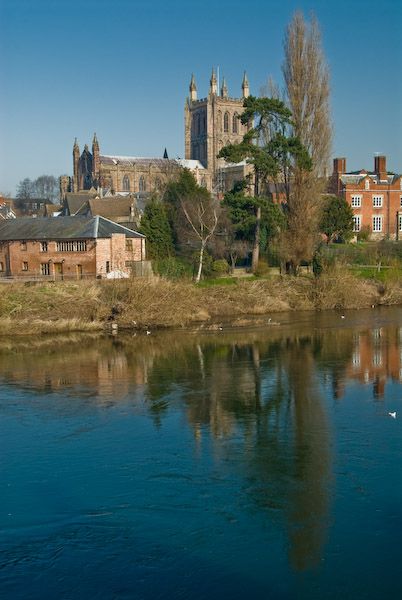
[100, 155, 179, 167]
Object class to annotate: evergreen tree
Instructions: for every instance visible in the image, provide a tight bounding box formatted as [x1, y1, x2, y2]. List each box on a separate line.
[319, 195, 354, 243]
[139, 198, 174, 259]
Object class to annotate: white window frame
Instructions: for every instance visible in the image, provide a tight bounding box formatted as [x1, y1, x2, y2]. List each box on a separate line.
[400, 195, 402, 207]
[365, 179, 370, 190]
[372, 195, 383, 208]
[352, 215, 361, 232]
[372, 215, 383, 232]
[399, 214, 402, 232]
[351, 195, 362, 208]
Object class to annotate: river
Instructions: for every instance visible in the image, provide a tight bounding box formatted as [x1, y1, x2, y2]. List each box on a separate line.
[1, 307, 402, 599]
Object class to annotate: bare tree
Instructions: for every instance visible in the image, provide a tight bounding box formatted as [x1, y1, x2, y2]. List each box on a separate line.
[282, 12, 332, 272]
[181, 195, 220, 283]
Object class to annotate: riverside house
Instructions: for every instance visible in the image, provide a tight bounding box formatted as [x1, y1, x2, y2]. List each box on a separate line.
[0, 216, 146, 280]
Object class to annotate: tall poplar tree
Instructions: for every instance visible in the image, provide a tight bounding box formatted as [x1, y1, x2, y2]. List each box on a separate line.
[281, 12, 332, 272]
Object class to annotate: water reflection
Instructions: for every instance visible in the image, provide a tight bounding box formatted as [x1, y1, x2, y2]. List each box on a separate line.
[1, 311, 402, 577]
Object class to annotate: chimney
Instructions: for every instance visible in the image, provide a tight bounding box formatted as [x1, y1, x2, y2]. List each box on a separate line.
[331, 157, 346, 195]
[374, 155, 387, 180]
[333, 157, 346, 175]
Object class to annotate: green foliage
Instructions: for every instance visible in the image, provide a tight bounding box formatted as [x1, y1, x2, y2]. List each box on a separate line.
[139, 198, 174, 259]
[211, 259, 230, 276]
[163, 169, 211, 251]
[223, 189, 285, 251]
[357, 225, 370, 242]
[319, 195, 354, 243]
[218, 96, 312, 191]
[152, 257, 192, 279]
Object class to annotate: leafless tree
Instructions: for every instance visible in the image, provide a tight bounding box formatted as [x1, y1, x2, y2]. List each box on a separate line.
[282, 12, 332, 272]
[181, 195, 220, 283]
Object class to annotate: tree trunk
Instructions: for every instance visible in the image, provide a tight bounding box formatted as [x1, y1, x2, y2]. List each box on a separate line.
[195, 241, 206, 283]
[251, 205, 261, 273]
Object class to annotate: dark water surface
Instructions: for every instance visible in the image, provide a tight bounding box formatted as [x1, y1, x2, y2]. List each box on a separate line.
[1, 308, 402, 599]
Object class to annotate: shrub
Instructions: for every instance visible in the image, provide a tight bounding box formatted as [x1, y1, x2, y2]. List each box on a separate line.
[153, 257, 191, 279]
[211, 259, 230, 276]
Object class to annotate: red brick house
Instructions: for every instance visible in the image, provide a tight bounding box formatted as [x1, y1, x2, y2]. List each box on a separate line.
[330, 155, 402, 239]
[0, 216, 146, 280]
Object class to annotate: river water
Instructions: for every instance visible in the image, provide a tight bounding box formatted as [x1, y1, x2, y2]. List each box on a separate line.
[1, 308, 402, 599]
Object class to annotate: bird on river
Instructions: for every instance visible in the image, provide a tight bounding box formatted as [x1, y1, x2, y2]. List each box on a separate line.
[389, 411, 397, 419]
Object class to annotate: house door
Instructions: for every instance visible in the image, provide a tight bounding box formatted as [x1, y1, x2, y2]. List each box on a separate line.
[76, 265, 83, 280]
[54, 262, 64, 280]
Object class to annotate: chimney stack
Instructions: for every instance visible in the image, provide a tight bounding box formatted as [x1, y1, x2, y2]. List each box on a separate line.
[374, 155, 387, 181]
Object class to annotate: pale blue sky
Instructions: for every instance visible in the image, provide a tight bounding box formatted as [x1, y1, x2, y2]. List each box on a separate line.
[1, 0, 401, 194]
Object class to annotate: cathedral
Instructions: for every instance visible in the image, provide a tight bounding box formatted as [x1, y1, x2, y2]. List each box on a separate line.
[62, 69, 251, 200]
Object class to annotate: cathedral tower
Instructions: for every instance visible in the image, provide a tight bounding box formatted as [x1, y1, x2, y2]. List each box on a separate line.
[92, 133, 100, 187]
[184, 69, 250, 185]
[73, 138, 80, 192]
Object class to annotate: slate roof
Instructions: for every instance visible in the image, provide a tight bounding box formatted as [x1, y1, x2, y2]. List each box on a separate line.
[100, 155, 178, 168]
[86, 198, 135, 218]
[0, 216, 145, 241]
[64, 191, 99, 215]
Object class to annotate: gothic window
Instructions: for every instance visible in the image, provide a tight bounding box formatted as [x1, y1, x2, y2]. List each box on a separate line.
[197, 114, 201, 136]
[233, 113, 238, 133]
[154, 177, 162, 191]
[123, 175, 130, 191]
[139, 176, 146, 192]
[202, 114, 206, 132]
[224, 112, 229, 133]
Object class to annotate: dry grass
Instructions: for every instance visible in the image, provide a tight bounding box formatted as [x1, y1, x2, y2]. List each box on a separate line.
[0, 271, 401, 336]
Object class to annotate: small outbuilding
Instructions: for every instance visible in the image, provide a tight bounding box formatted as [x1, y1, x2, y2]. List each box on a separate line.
[0, 216, 147, 280]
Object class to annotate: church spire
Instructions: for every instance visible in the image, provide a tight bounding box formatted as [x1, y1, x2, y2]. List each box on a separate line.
[163, 148, 169, 159]
[221, 76, 228, 98]
[209, 67, 217, 95]
[189, 73, 197, 101]
[92, 132, 98, 147]
[242, 71, 250, 98]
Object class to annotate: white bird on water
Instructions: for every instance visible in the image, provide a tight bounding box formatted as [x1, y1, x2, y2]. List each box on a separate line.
[341, 315, 345, 319]
[146, 329, 151, 335]
[389, 411, 397, 419]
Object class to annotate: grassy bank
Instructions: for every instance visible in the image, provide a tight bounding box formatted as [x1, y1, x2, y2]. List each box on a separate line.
[1, 267, 401, 336]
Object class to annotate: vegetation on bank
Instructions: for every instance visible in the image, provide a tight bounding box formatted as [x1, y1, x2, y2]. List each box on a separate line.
[1, 266, 402, 336]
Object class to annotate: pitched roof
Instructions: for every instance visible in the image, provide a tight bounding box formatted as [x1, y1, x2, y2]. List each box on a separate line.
[64, 191, 99, 215]
[100, 155, 179, 168]
[0, 216, 145, 241]
[87, 197, 135, 218]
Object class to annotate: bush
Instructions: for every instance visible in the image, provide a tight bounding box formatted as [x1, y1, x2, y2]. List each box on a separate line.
[357, 226, 370, 242]
[153, 257, 192, 279]
[254, 259, 271, 277]
[211, 259, 230, 276]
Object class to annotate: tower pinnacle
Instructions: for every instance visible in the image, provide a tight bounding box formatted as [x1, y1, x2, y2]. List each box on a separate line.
[221, 76, 228, 98]
[209, 67, 217, 95]
[242, 71, 250, 98]
[189, 73, 197, 101]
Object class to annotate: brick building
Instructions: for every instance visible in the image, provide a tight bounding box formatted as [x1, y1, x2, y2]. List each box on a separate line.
[330, 156, 402, 239]
[0, 216, 146, 280]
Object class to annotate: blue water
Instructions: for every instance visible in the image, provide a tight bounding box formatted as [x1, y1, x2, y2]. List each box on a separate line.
[1, 309, 402, 599]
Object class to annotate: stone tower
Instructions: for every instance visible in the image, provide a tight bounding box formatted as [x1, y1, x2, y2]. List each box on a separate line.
[72, 138, 80, 192]
[92, 133, 100, 187]
[184, 69, 249, 184]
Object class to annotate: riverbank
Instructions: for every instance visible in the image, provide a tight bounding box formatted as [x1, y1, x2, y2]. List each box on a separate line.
[1, 269, 401, 335]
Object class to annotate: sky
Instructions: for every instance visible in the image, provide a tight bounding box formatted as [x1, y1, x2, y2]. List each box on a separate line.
[0, 0, 401, 195]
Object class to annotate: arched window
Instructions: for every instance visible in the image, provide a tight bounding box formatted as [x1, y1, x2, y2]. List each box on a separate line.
[224, 112, 229, 133]
[232, 113, 238, 134]
[154, 177, 162, 191]
[139, 176, 146, 192]
[122, 175, 130, 191]
[202, 114, 206, 132]
[197, 114, 201, 136]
